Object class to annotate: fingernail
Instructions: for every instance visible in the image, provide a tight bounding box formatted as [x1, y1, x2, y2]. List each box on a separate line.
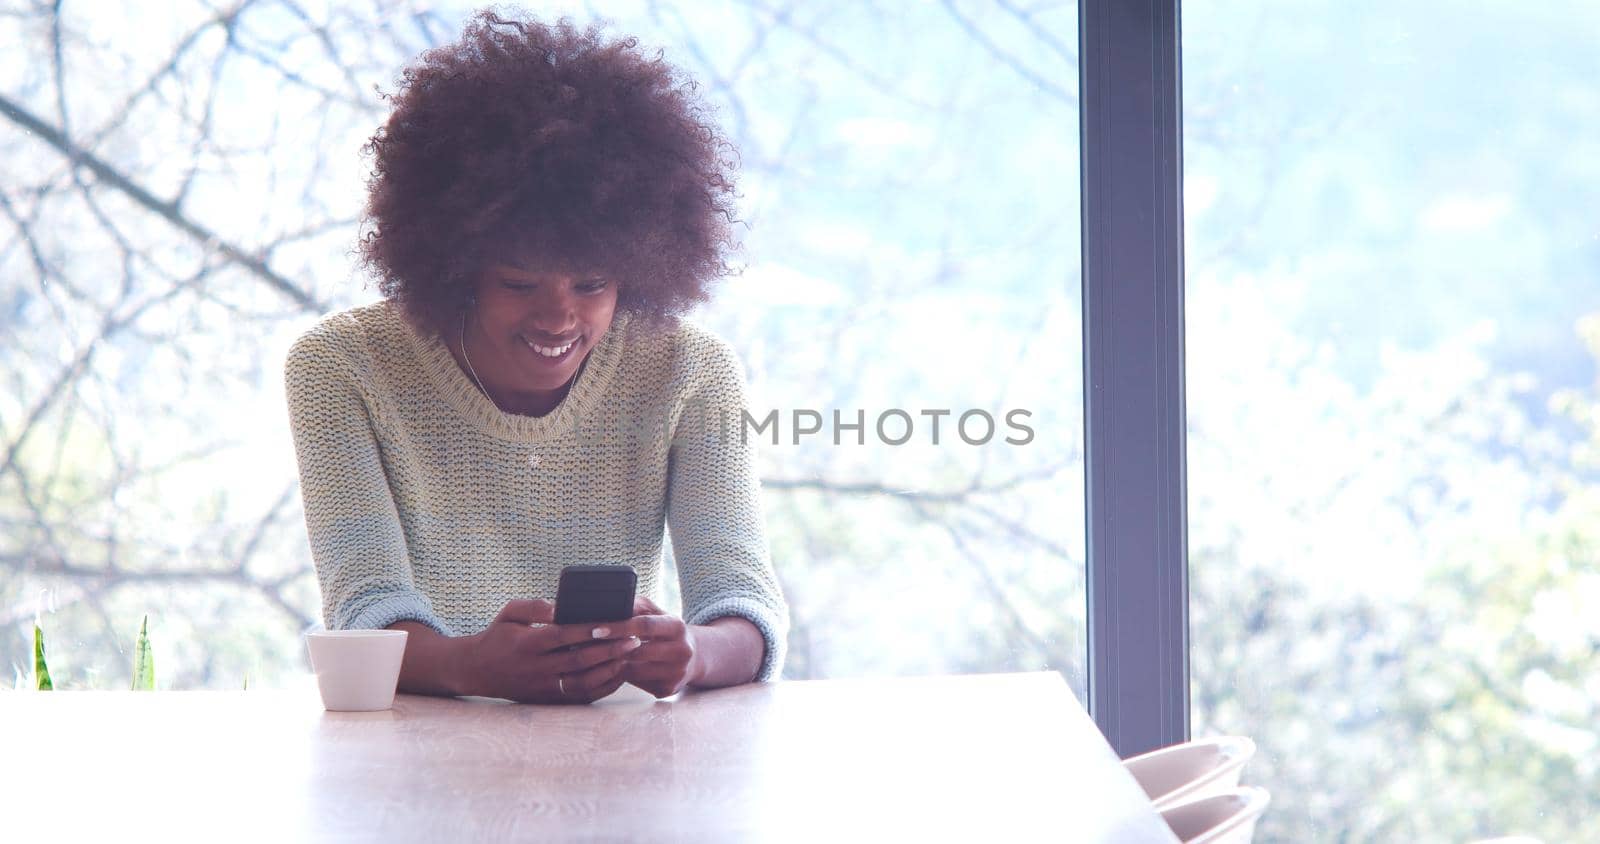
[624, 637, 642, 650]
[591, 627, 610, 638]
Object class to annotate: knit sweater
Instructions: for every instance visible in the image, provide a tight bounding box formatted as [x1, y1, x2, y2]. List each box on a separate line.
[284, 301, 788, 681]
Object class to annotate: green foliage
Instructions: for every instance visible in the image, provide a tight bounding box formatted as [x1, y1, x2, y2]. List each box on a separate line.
[1186, 313, 1600, 841]
[131, 615, 154, 691]
[20, 618, 159, 692]
[33, 624, 53, 691]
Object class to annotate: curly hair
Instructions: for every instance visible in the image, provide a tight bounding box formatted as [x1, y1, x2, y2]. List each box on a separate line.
[359, 10, 739, 336]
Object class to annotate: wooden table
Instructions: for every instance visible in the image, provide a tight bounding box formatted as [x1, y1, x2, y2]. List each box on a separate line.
[2, 671, 1177, 842]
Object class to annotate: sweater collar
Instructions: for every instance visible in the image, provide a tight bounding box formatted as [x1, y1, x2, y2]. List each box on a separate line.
[401, 303, 629, 443]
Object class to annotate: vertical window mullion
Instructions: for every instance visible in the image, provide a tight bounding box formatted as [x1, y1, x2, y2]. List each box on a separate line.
[1079, 0, 1190, 759]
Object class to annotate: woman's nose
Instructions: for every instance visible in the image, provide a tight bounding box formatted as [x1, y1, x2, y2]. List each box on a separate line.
[530, 288, 577, 332]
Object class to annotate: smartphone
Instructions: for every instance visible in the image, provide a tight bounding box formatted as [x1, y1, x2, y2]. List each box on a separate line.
[553, 565, 637, 625]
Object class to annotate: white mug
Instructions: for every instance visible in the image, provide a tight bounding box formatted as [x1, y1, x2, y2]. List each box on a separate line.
[305, 629, 408, 711]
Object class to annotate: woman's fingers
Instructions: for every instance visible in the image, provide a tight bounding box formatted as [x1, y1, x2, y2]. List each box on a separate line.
[621, 661, 688, 699]
[569, 657, 623, 689]
[492, 601, 691, 704]
[533, 611, 684, 654]
[632, 595, 666, 616]
[535, 620, 634, 653]
[619, 639, 694, 700]
[525, 600, 557, 625]
[476, 605, 649, 704]
[555, 637, 642, 673]
[622, 638, 692, 665]
[492, 598, 555, 625]
[624, 614, 686, 642]
[562, 656, 629, 702]
[580, 669, 629, 703]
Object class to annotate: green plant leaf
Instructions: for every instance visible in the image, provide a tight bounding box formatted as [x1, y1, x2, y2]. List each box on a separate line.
[131, 615, 154, 691]
[33, 624, 53, 691]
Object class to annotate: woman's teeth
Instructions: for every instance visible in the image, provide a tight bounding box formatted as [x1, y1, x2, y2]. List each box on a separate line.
[524, 337, 577, 358]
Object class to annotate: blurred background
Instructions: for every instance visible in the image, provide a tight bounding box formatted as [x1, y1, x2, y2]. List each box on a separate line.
[1, 1, 1596, 839]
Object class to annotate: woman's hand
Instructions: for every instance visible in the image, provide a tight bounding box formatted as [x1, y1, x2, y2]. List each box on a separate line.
[463, 599, 643, 704]
[619, 596, 702, 699]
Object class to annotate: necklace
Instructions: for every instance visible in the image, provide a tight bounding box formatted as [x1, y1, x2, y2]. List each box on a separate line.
[460, 308, 540, 468]
[460, 308, 493, 403]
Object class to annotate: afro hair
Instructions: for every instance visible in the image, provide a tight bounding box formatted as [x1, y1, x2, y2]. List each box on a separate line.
[359, 9, 740, 336]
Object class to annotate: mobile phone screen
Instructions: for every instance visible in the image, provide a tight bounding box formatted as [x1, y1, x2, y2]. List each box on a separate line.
[553, 565, 637, 626]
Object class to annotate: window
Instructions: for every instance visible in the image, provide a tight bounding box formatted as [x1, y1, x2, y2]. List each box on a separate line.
[1, 2, 1087, 697]
[1185, 1, 1600, 838]
[674, 1, 1087, 689]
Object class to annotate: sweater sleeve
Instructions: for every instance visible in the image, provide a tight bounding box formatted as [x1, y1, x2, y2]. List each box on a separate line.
[665, 335, 789, 682]
[284, 321, 453, 637]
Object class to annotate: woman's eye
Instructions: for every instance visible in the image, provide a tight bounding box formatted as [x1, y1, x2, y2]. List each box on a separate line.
[578, 279, 609, 294]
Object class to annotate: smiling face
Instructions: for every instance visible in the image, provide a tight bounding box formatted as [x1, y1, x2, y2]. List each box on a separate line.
[456, 262, 619, 416]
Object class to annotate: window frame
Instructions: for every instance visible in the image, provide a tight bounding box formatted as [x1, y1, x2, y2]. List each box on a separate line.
[1078, 0, 1190, 759]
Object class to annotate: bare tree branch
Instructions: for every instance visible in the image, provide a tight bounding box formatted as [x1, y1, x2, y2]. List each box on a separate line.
[48, 0, 68, 131]
[908, 499, 1056, 660]
[0, 551, 315, 632]
[733, 0, 941, 110]
[277, 0, 371, 105]
[0, 92, 329, 313]
[232, 481, 299, 576]
[75, 2, 253, 160]
[0, 259, 216, 484]
[762, 459, 1074, 503]
[995, 0, 1076, 67]
[937, 0, 1075, 106]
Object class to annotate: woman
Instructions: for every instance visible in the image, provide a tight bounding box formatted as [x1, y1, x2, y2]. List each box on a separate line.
[284, 11, 787, 704]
